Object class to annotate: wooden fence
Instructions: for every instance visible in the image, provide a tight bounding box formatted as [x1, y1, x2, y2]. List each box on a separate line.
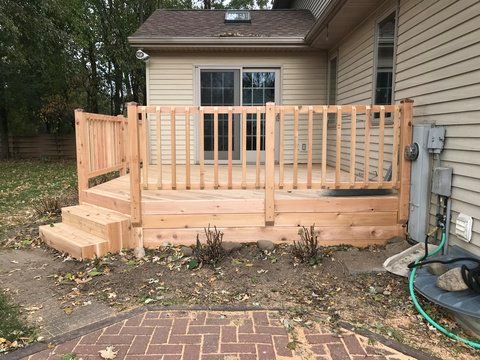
[8, 134, 75, 159]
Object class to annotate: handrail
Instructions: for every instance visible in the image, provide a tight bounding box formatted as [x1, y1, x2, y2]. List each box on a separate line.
[74, 109, 127, 202]
[129, 103, 405, 192]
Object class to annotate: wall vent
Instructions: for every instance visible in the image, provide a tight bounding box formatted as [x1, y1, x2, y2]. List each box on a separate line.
[455, 213, 473, 242]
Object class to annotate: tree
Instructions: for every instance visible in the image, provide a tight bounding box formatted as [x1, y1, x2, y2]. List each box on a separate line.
[0, 0, 272, 159]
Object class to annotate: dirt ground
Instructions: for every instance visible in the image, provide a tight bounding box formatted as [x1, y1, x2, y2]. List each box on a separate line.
[2, 219, 479, 359]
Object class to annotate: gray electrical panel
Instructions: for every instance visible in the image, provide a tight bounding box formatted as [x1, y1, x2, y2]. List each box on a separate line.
[432, 167, 453, 197]
[409, 124, 433, 243]
[428, 127, 446, 153]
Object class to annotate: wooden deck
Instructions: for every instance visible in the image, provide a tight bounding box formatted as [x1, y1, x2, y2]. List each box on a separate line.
[79, 164, 403, 250]
[40, 102, 413, 259]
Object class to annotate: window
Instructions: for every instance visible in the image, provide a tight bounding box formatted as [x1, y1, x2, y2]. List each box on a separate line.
[327, 56, 337, 123]
[374, 13, 395, 106]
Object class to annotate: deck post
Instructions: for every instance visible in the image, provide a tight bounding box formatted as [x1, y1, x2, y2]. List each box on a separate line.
[265, 102, 276, 226]
[75, 109, 88, 203]
[127, 102, 142, 225]
[398, 99, 414, 225]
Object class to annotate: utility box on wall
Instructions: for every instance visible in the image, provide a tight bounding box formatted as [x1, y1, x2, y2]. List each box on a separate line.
[409, 124, 433, 242]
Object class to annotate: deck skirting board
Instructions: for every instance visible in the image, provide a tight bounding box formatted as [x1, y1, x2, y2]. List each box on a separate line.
[143, 225, 405, 248]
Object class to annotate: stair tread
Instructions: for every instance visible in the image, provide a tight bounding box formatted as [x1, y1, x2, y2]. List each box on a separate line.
[62, 204, 130, 225]
[39, 223, 108, 246]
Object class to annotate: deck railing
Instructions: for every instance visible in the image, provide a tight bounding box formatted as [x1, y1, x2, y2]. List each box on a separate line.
[74, 101, 413, 227]
[125, 101, 413, 225]
[74, 109, 127, 202]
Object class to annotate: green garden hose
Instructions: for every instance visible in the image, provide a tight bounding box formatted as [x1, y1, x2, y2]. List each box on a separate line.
[409, 229, 480, 348]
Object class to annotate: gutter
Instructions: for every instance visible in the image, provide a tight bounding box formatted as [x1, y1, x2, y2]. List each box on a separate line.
[304, 0, 349, 45]
[128, 36, 308, 48]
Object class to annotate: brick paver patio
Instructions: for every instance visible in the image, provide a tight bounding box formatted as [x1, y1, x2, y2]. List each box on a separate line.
[23, 310, 419, 360]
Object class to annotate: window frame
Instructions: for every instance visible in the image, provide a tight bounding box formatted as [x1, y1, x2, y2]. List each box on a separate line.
[327, 51, 338, 127]
[372, 10, 398, 125]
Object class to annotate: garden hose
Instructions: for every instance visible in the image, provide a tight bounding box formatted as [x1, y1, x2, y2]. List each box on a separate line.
[408, 226, 480, 348]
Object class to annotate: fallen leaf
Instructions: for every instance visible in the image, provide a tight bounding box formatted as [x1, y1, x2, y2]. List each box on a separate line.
[24, 305, 43, 312]
[60, 353, 76, 360]
[87, 268, 102, 277]
[63, 306, 73, 315]
[99, 346, 118, 359]
[74, 277, 92, 285]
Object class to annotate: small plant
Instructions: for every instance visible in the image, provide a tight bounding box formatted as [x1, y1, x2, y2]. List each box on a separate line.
[292, 225, 322, 265]
[192, 225, 225, 267]
[32, 192, 76, 217]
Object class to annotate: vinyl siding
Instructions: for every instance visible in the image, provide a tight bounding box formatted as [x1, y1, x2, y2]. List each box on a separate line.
[147, 51, 327, 165]
[326, 0, 397, 181]
[396, 0, 480, 256]
[291, 0, 332, 19]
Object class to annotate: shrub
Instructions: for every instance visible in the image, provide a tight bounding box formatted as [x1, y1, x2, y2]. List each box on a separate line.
[292, 225, 322, 265]
[192, 225, 225, 267]
[32, 192, 76, 217]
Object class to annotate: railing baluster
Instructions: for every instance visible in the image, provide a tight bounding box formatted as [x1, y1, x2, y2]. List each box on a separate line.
[227, 107, 233, 189]
[378, 106, 385, 187]
[241, 108, 247, 189]
[170, 107, 176, 190]
[279, 107, 285, 189]
[321, 106, 328, 186]
[293, 106, 299, 189]
[392, 105, 401, 187]
[307, 106, 313, 189]
[214, 107, 219, 189]
[199, 108, 205, 189]
[185, 107, 191, 190]
[335, 106, 342, 186]
[364, 106, 371, 186]
[142, 107, 149, 189]
[256, 107, 261, 189]
[350, 106, 357, 187]
[156, 107, 162, 189]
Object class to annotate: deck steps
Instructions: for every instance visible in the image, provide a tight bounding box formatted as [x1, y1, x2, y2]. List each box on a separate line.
[39, 223, 109, 260]
[39, 204, 132, 260]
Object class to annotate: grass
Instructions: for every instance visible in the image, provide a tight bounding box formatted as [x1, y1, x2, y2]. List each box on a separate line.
[0, 291, 36, 352]
[0, 160, 77, 238]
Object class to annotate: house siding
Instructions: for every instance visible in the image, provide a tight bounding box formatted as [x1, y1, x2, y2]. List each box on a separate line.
[327, 0, 480, 255]
[395, 0, 480, 256]
[291, 0, 332, 19]
[147, 51, 327, 165]
[326, 0, 397, 181]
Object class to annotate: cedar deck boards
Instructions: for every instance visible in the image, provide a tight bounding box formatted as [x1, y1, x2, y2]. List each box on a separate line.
[77, 164, 404, 252]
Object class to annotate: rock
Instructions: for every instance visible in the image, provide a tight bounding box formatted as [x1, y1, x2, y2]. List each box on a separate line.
[134, 247, 145, 259]
[181, 246, 193, 257]
[436, 267, 469, 292]
[161, 240, 172, 248]
[257, 240, 275, 251]
[427, 263, 449, 276]
[221, 242, 242, 253]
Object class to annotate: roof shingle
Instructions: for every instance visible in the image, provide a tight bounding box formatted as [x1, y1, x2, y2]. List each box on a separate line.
[130, 10, 315, 40]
